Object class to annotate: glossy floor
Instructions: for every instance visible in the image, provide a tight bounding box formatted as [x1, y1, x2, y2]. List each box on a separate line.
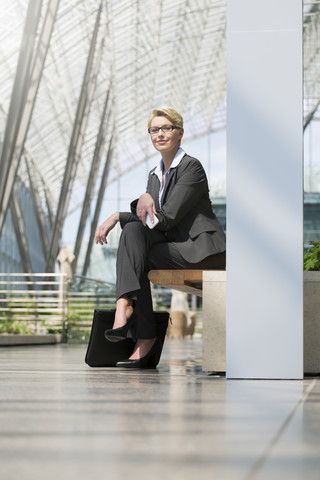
[0, 339, 319, 480]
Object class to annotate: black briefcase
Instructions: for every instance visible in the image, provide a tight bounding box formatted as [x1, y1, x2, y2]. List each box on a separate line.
[85, 309, 169, 367]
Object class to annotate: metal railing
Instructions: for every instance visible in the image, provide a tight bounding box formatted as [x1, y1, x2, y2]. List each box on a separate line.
[0, 273, 116, 342]
[67, 275, 116, 331]
[0, 272, 181, 343]
[0, 273, 68, 339]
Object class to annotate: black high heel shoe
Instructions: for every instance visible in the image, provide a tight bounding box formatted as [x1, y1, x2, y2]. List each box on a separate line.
[104, 312, 136, 342]
[116, 338, 162, 369]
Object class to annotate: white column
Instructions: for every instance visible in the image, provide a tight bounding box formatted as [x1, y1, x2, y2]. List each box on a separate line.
[226, 0, 303, 379]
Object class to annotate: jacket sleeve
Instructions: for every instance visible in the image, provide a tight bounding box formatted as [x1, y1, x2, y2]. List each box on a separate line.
[119, 208, 139, 228]
[151, 157, 211, 232]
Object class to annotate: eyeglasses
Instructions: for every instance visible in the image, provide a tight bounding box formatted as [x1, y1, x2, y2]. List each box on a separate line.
[148, 125, 179, 135]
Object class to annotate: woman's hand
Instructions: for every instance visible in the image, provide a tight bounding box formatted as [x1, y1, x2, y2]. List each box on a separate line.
[95, 213, 118, 245]
[136, 193, 157, 226]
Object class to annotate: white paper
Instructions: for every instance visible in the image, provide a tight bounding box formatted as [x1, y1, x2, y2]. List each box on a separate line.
[146, 213, 159, 229]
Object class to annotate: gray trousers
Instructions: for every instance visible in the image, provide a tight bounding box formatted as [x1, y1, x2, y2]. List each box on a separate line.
[116, 222, 225, 339]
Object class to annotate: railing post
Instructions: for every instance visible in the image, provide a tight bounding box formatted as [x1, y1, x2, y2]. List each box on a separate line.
[59, 274, 68, 342]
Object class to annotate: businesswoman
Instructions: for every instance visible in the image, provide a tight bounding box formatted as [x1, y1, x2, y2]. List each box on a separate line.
[95, 107, 226, 368]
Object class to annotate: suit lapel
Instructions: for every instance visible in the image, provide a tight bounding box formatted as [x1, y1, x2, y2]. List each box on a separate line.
[149, 153, 185, 208]
[149, 174, 161, 210]
[161, 153, 186, 205]
[161, 168, 176, 206]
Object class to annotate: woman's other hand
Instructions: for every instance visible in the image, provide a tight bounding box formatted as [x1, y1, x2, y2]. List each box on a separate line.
[95, 213, 119, 245]
[136, 193, 157, 226]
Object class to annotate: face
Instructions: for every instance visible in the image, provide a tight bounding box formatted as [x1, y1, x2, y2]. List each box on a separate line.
[149, 116, 184, 155]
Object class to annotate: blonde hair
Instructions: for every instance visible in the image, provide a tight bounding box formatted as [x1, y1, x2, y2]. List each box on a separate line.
[148, 106, 183, 129]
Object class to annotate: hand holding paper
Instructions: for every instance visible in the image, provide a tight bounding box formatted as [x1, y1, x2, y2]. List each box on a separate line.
[146, 213, 159, 229]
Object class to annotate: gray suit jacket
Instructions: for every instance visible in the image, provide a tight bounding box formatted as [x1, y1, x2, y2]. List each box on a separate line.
[120, 154, 226, 263]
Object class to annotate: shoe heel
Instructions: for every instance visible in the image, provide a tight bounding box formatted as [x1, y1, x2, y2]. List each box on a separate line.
[105, 312, 137, 342]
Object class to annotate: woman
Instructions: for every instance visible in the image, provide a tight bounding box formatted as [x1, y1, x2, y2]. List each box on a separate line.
[95, 107, 226, 368]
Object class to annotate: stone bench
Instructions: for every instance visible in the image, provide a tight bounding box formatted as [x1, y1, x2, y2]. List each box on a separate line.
[149, 269, 320, 375]
[148, 269, 226, 371]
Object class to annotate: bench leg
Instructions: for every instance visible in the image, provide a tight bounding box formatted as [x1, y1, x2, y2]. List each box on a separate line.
[202, 271, 226, 373]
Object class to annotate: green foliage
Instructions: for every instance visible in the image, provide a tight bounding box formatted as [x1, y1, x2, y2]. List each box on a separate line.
[0, 318, 32, 335]
[66, 309, 82, 323]
[304, 241, 320, 271]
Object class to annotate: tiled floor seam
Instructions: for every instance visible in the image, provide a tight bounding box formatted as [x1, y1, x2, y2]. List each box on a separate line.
[243, 378, 318, 480]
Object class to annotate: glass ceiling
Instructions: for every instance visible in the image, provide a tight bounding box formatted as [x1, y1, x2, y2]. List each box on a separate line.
[0, 0, 319, 273]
